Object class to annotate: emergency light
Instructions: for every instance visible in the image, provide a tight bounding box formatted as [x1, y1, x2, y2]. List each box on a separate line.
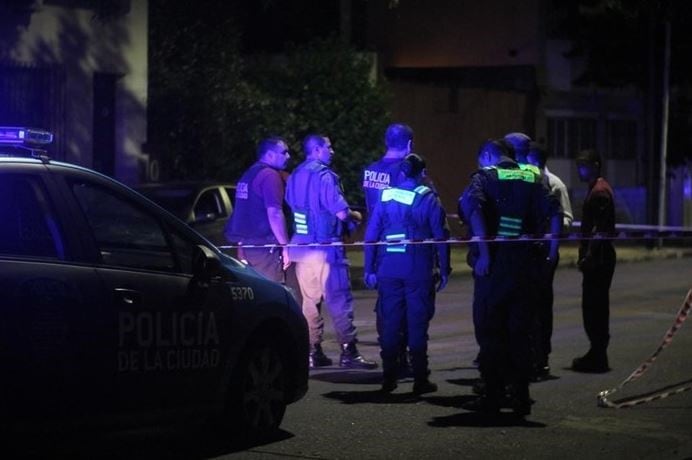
[0, 127, 54, 145]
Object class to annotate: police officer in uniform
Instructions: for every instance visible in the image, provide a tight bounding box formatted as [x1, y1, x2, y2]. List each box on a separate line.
[364, 154, 450, 394]
[459, 140, 561, 416]
[362, 123, 414, 375]
[225, 137, 292, 282]
[286, 133, 377, 369]
[362, 123, 413, 213]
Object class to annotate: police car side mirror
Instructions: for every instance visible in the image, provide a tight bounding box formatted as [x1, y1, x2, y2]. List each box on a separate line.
[192, 244, 221, 280]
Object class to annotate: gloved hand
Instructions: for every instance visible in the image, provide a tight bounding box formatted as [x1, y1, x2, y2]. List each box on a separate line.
[436, 274, 448, 292]
[364, 272, 378, 289]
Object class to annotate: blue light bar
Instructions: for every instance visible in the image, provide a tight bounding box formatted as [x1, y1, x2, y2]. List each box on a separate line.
[0, 127, 54, 145]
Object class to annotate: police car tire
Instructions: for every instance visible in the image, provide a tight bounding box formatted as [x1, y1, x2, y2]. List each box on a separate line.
[226, 332, 287, 442]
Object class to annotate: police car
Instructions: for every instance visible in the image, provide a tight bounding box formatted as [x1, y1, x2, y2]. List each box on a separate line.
[0, 127, 308, 440]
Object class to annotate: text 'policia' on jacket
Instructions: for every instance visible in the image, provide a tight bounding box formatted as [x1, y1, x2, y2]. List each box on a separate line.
[225, 162, 276, 245]
[286, 159, 343, 243]
[362, 158, 405, 215]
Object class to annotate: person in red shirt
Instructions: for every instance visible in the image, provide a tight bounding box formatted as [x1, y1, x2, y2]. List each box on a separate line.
[573, 149, 616, 373]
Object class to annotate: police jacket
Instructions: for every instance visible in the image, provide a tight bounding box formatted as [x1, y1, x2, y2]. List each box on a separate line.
[364, 179, 450, 280]
[362, 157, 405, 216]
[225, 162, 277, 244]
[285, 159, 349, 244]
[459, 157, 560, 260]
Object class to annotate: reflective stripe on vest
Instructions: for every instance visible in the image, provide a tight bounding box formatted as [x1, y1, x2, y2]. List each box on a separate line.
[498, 215, 523, 237]
[518, 163, 541, 176]
[385, 232, 407, 253]
[496, 168, 536, 183]
[294, 211, 308, 235]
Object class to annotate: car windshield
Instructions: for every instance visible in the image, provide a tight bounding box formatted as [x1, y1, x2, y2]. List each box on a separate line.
[139, 187, 195, 219]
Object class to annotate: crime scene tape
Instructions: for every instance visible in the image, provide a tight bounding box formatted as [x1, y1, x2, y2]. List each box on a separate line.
[597, 289, 692, 409]
[218, 225, 692, 250]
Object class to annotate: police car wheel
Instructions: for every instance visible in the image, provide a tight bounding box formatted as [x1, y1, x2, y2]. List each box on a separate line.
[228, 335, 287, 441]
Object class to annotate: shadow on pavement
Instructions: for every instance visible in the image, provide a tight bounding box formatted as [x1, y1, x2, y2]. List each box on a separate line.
[3, 424, 295, 460]
[310, 369, 382, 385]
[429, 412, 547, 428]
[323, 389, 421, 405]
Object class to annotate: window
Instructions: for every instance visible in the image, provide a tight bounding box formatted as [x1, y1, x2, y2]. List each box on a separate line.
[71, 181, 175, 272]
[547, 117, 597, 158]
[0, 173, 65, 259]
[194, 189, 225, 221]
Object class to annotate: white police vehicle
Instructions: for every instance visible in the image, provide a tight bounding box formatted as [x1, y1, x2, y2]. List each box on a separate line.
[0, 127, 308, 440]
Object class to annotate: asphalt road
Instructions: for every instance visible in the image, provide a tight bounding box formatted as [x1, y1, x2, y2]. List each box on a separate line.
[231, 256, 692, 460]
[22, 256, 692, 459]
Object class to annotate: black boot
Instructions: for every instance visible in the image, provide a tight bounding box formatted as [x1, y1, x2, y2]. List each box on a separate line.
[412, 378, 437, 395]
[572, 349, 609, 373]
[339, 342, 378, 369]
[309, 344, 332, 368]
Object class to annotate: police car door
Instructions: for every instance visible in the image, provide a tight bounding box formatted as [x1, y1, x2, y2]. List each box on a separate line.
[0, 166, 106, 420]
[66, 176, 224, 418]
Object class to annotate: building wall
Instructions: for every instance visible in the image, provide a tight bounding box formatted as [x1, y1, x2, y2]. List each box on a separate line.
[367, 0, 541, 69]
[388, 80, 530, 215]
[6, 1, 148, 185]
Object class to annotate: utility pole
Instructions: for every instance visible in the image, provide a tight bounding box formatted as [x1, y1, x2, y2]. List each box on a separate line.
[657, 17, 671, 245]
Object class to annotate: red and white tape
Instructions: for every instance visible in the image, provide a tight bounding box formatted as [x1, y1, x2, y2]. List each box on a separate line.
[597, 289, 692, 408]
[218, 226, 692, 250]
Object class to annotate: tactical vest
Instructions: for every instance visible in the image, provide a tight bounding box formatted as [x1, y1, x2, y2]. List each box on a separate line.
[482, 165, 539, 237]
[287, 160, 342, 243]
[373, 184, 439, 280]
[225, 162, 276, 244]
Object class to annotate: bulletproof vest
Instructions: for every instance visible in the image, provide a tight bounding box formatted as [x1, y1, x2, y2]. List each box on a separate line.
[482, 165, 540, 237]
[225, 162, 276, 244]
[287, 160, 342, 242]
[362, 158, 404, 215]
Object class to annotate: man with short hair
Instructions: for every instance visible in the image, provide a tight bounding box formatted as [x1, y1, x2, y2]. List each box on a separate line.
[459, 139, 561, 417]
[572, 149, 616, 373]
[225, 137, 292, 282]
[286, 134, 377, 369]
[362, 122, 415, 376]
[362, 123, 414, 213]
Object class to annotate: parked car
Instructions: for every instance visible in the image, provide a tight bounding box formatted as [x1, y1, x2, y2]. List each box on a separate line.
[136, 182, 236, 246]
[0, 127, 308, 440]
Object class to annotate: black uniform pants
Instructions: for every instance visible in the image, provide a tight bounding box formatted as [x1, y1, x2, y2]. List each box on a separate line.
[473, 248, 532, 399]
[581, 245, 616, 353]
[377, 277, 435, 381]
[530, 249, 558, 368]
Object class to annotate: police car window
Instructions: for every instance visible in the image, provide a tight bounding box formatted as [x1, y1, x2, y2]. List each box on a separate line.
[167, 226, 198, 274]
[0, 173, 65, 260]
[70, 181, 176, 272]
[194, 189, 224, 221]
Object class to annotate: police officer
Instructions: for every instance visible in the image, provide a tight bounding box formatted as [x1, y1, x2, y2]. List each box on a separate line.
[225, 137, 292, 282]
[364, 154, 450, 394]
[459, 139, 560, 416]
[362, 122, 414, 375]
[503, 132, 563, 381]
[362, 123, 413, 213]
[572, 149, 616, 373]
[286, 133, 377, 369]
[526, 143, 574, 379]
